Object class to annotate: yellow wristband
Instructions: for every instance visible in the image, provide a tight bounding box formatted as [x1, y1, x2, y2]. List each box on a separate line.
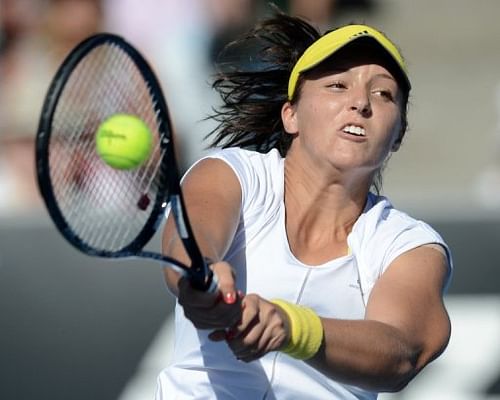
[271, 299, 324, 360]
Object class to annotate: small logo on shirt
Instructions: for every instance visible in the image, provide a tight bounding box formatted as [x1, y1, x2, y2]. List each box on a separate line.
[349, 279, 361, 290]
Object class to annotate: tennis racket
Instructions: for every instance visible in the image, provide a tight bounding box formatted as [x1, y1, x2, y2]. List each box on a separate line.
[35, 33, 215, 292]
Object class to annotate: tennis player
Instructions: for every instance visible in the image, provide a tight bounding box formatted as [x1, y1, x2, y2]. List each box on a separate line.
[156, 11, 452, 399]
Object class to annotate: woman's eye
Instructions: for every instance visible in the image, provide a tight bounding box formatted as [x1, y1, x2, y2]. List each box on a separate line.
[327, 81, 346, 90]
[374, 90, 394, 101]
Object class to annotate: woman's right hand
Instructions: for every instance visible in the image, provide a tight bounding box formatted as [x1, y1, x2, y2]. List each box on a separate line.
[162, 158, 244, 329]
[177, 261, 242, 330]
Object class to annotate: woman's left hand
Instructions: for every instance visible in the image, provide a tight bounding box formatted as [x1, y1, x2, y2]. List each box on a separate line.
[209, 294, 290, 362]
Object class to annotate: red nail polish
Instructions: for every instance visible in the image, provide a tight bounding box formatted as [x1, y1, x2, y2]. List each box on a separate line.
[225, 292, 236, 304]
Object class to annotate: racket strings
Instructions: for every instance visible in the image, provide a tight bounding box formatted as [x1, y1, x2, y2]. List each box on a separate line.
[48, 42, 168, 251]
[53, 48, 127, 237]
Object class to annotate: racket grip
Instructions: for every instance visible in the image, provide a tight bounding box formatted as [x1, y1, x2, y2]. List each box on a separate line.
[204, 268, 218, 293]
[189, 259, 217, 293]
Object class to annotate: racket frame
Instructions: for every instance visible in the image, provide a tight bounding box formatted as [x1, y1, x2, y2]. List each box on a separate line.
[36, 33, 214, 291]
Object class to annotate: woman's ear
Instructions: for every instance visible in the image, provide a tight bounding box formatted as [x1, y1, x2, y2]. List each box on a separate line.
[281, 101, 298, 134]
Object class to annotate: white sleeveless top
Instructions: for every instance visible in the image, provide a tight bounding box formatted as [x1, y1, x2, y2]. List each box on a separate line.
[156, 148, 452, 400]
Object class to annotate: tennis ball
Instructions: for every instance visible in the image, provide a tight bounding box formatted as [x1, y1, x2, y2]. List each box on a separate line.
[96, 114, 153, 170]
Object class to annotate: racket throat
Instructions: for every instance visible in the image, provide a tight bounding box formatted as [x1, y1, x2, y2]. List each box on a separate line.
[171, 194, 213, 291]
[171, 194, 189, 239]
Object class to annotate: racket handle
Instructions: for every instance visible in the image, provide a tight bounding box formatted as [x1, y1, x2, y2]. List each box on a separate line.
[204, 268, 218, 293]
[189, 259, 217, 293]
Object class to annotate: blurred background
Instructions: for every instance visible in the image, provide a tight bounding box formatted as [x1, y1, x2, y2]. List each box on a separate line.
[1, 0, 499, 399]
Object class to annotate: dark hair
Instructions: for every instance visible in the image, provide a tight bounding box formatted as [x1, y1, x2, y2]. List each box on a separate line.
[207, 10, 320, 156]
[207, 11, 410, 193]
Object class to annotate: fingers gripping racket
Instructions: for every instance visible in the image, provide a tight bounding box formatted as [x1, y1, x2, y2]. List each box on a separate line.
[36, 33, 215, 292]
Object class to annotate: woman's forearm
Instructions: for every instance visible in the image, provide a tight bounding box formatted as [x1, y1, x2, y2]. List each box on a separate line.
[308, 318, 423, 392]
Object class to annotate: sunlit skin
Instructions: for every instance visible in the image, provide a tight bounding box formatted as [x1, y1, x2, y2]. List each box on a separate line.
[279, 55, 406, 265]
[282, 57, 404, 192]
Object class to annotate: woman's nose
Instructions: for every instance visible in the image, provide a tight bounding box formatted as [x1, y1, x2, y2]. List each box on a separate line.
[349, 91, 372, 116]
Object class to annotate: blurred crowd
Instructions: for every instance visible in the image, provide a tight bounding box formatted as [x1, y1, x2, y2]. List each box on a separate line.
[0, 0, 376, 216]
[0, 0, 105, 213]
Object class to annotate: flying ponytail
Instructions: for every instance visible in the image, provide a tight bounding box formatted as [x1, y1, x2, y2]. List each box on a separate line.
[207, 10, 320, 156]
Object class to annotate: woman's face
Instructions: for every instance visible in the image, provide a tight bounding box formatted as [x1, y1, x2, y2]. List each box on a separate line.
[283, 52, 405, 179]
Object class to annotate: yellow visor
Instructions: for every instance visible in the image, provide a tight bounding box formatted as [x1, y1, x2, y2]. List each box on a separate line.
[288, 24, 410, 100]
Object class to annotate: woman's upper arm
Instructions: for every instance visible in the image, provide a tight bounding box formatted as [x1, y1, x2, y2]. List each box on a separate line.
[180, 157, 242, 257]
[365, 244, 451, 367]
[162, 157, 242, 292]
